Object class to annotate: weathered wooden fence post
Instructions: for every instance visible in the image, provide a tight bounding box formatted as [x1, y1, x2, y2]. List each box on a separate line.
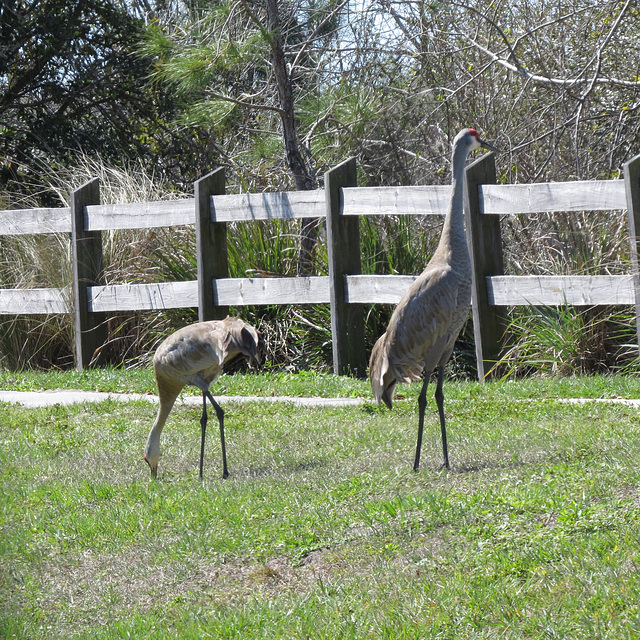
[325, 157, 366, 377]
[71, 178, 107, 370]
[464, 152, 508, 380]
[195, 168, 229, 321]
[624, 152, 640, 359]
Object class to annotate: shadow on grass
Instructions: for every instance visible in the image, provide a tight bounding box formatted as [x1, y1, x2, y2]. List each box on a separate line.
[243, 457, 330, 479]
[451, 446, 583, 474]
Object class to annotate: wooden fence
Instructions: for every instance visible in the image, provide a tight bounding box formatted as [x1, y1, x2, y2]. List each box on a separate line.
[1, 151, 640, 378]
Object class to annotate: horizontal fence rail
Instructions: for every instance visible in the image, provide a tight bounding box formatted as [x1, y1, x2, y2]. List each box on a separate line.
[478, 180, 627, 214]
[487, 275, 635, 306]
[1, 151, 639, 376]
[88, 281, 199, 312]
[84, 189, 328, 231]
[213, 275, 330, 306]
[210, 190, 326, 222]
[0, 287, 70, 314]
[341, 185, 451, 217]
[0, 207, 72, 235]
[85, 199, 195, 230]
[344, 275, 418, 304]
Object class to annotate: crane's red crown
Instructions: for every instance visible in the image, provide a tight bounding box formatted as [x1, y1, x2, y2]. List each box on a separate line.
[468, 128, 479, 138]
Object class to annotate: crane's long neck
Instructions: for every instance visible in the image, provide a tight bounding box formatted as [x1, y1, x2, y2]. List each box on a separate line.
[144, 377, 182, 475]
[436, 141, 471, 263]
[145, 402, 173, 455]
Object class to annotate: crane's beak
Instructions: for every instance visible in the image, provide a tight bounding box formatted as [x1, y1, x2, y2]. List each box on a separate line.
[144, 455, 158, 479]
[480, 138, 500, 153]
[249, 335, 266, 368]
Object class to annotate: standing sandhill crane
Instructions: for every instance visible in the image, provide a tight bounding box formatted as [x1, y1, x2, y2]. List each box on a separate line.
[144, 316, 261, 480]
[369, 128, 498, 471]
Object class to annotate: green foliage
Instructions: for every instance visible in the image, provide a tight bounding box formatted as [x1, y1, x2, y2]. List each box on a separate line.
[497, 305, 638, 377]
[0, 2, 161, 196]
[179, 98, 238, 131]
[3, 0, 640, 373]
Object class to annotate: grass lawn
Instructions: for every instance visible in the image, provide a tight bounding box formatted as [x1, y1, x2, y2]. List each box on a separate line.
[1, 371, 640, 638]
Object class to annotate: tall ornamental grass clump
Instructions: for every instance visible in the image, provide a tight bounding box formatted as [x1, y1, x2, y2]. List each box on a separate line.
[496, 208, 639, 376]
[0, 230, 74, 369]
[0, 157, 191, 369]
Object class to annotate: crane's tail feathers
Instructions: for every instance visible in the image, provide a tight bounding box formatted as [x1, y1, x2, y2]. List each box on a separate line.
[380, 381, 395, 410]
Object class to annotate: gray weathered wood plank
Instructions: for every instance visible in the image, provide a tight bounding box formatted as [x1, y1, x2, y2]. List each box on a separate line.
[66, 180, 632, 232]
[85, 199, 195, 230]
[88, 277, 331, 310]
[326, 158, 366, 376]
[196, 169, 228, 321]
[0, 288, 70, 314]
[479, 180, 626, 215]
[71, 178, 107, 369]
[344, 274, 416, 303]
[0, 208, 72, 235]
[89, 281, 199, 312]
[0, 180, 630, 235]
[210, 189, 326, 222]
[87, 274, 638, 312]
[84, 190, 326, 228]
[487, 275, 635, 306]
[465, 153, 505, 380]
[341, 185, 451, 217]
[214, 276, 329, 305]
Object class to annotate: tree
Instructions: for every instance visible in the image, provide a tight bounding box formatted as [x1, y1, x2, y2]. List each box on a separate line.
[0, 0, 218, 201]
[361, 0, 640, 182]
[140, 0, 351, 273]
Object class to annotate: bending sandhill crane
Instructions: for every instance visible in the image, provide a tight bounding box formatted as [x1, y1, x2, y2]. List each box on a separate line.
[144, 316, 262, 480]
[369, 128, 498, 471]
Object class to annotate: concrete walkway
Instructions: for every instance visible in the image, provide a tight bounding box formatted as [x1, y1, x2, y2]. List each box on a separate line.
[1, 390, 640, 409]
[0, 389, 367, 408]
[559, 397, 640, 407]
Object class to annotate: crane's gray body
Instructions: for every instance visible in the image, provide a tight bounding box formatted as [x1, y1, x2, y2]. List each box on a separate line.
[144, 316, 261, 479]
[369, 128, 497, 469]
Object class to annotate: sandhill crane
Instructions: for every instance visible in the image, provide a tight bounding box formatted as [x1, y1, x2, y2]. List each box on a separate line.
[369, 128, 498, 471]
[144, 316, 262, 480]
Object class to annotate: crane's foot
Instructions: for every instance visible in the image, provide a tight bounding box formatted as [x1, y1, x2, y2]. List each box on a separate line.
[439, 461, 450, 471]
[222, 470, 230, 479]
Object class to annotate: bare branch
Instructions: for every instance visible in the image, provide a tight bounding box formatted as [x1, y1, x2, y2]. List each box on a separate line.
[577, 0, 632, 102]
[452, 0, 639, 90]
[462, 33, 640, 89]
[236, 0, 273, 45]
[374, 0, 422, 53]
[290, 0, 352, 73]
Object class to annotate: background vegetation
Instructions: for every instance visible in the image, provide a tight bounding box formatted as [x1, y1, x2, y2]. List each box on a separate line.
[2, 0, 640, 373]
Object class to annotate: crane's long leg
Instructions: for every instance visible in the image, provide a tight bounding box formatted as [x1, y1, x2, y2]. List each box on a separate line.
[205, 390, 229, 479]
[434, 365, 449, 470]
[414, 374, 431, 472]
[199, 392, 207, 480]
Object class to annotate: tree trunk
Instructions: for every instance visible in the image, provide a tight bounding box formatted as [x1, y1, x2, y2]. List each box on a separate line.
[265, 0, 318, 276]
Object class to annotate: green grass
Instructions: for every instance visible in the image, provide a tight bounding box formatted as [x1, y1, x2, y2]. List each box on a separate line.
[0, 368, 371, 398]
[4, 366, 640, 399]
[2, 373, 640, 638]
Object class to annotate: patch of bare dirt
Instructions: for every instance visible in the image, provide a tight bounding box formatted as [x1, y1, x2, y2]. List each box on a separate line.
[26, 543, 349, 635]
